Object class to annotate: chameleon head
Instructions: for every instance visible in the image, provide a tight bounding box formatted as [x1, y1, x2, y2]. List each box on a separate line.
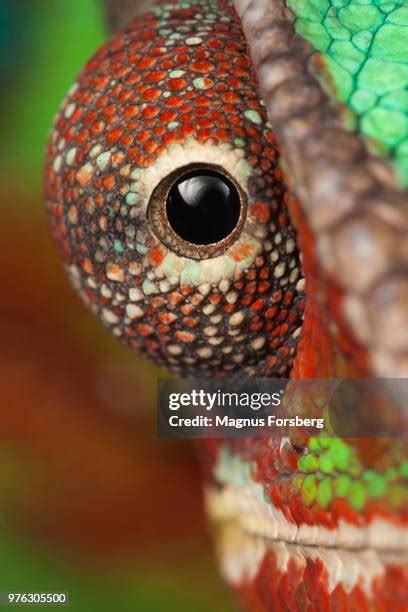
[44, 2, 305, 376]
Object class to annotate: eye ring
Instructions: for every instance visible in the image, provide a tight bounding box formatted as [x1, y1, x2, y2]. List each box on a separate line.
[147, 163, 247, 260]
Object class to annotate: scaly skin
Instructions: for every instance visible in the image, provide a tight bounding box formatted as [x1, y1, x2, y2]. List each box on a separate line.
[44, 1, 408, 610]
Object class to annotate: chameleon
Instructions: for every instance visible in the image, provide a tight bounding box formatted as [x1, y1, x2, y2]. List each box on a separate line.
[44, 0, 408, 610]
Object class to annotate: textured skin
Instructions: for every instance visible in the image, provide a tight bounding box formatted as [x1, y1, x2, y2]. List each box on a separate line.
[45, 1, 408, 611]
[235, 0, 408, 379]
[287, 0, 408, 187]
[44, 0, 305, 377]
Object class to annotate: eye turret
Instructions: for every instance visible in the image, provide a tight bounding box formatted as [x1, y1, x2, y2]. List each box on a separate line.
[44, 3, 305, 377]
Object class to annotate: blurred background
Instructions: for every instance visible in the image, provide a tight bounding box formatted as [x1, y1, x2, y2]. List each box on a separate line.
[0, 1, 234, 609]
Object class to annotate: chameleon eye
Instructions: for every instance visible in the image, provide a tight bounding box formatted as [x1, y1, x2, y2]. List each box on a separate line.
[148, 164, 245, 259]
[44, 4, 305, 376]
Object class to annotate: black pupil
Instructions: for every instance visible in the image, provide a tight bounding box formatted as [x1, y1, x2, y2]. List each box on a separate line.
[166, 170, 241, 245]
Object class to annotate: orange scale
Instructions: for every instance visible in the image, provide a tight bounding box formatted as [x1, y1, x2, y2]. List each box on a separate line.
[287, 311, 299, 325]
[151, 297, 166, 308]
[143, 88, 162, 101]
[111, 50, 126, 63]
[227, 76, 242, 89]
[196, 95, 209, 106]
[265, 306, 278, 320]
[181, 113, 194, 124]
[249, 142, 263, 155]
[105, 115, 118, 126]
[229, 116, 243, 128]
[204, 89, 218, 99]
[137, 56, 156, 69]
[157, 324, 170, 334]
[221, 103, 237, 115]
[76, 130, 89, 146]
[137, 324, 154, 337]
[160, 110, 177, 122]
[244, 127, 258, 140]
[147, 70, 167, 83]
[113, 66, 132, 80]
[180, 303, 193, 315]
[183, 317, 199, 328]
[193, 46, 209, 59]
[128, 40, 142, 52]
[142, 155, 154, 167]
[168, 292, 184, 305]
[216, 128, 229, 140]
[197, 118, 213, 129]
[143, 140, 157, 154]
[209, 293, 222, 305]
[71, 108, 83, 123]
[231, 67, 249, 79]
[151, 47, 167, 57]
[163, 132, 176, 146]
[174, 52, 188, 63]
[251, 299, 265, 313]
[125, 74, 141, 87]
[179, 124, 194, 137]
[165, 95, 184, 108]
[154, 127, 166, 139]
[176, 331, 196, 344]
[208, 38, 222, 49]
[117, 90, 132, 103]
[191, 60, 214, 73]
[168, 78, 187, 91]
[180, 102, 193, 113]
[107, 128, 123, 144]
[130, 152, 143, 165]
[110, 38, 125, 52]
[111, 84, 123, 97]
[127, 119, 141, 131]
[90, 120, 105, 136]
[92, 75, 110, 90]
[123, 105, 139, 119]
[159, 312, 177, 325]
[180, 285, 193, 296]
[265, 130, 279, 146]
[142, 106, 160, 119]
[95, 96, 108, 109]
[274, 167, 284, 181]
[136, 129, 149, 143]
[258, 282, 270, 294]
[120, 134, 133, 147]
[223, 304, 235, 313]
[241, 295, 252, 307]
[102, 175, 116, 191]
[197, 128, 212, 141]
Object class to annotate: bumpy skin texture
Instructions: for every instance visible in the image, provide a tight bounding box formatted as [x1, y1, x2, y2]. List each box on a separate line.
[45, 0, 304, 378]
[45, 1, 408, 611]
[287, 0, 408, 187]
[234, 0, 408, 380]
